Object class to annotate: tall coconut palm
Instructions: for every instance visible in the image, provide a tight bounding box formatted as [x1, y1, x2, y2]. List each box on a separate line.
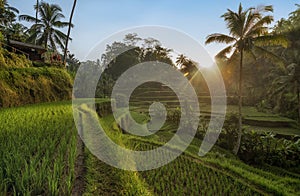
[63, 0, 77, 67]
[205, 3, 288, 154]
[19, 2, 72, 50]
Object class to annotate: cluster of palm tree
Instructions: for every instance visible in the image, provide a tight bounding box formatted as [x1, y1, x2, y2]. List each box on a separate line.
[0, 0, 77, 66]
[269, 5, 300, 123]
[0, 0, 22, 40]
[0, 0, 18, 27]
[19, 0, 77, 65]
[19, 2, 71, 50]
[206, 3, 288, 154]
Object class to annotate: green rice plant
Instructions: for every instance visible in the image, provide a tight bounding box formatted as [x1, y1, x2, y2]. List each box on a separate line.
[0, 101, 77, 195]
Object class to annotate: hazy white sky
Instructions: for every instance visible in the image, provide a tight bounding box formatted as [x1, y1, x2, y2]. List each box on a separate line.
[10, 0, 299, 60]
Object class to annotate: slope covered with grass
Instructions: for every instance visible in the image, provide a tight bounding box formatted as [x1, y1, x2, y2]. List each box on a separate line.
[0, 67, 73, 107]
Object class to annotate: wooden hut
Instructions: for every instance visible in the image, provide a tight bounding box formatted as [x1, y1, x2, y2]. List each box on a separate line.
[8, 40, 47, 61]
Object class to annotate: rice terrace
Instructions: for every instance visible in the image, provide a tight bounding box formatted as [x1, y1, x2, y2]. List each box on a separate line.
[0, 0, 300, 195]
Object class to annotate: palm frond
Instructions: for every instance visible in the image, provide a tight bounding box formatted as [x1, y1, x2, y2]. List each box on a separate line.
[30, 23, 44, 31]
[50, 4, 63, 13]
[254, 34, 289, 48]
[222, 9, 245, 37]
[26, 30, 39, 43]
[255, 5, 273, 13]
[246, 26, 269, 37]
[53, 21, 72, 28]
[19, 15, 39, 23]
[245, 15, 273, 37]
[246, 49, 257, 61]
[52, 13, 65, 22]
[7, 6, 19, 14]
[39, 4, 46, 20]
[49, 36, 56, 50]
[243, 11, 261, 35]
[216, 45, 234, 59]
[205, 33, 236, 44]
[226, 48, 240, 64]
[54, 29, 69, 41]
[253, 46, 285, 67]
[54, 34, 65, 49]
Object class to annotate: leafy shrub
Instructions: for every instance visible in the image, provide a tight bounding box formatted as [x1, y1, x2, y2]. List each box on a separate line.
[217, 113, 239, 150]
[239, 131, 300, 169]
[206, 113, 300, 169]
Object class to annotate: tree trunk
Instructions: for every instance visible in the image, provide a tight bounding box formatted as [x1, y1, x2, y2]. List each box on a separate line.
[35, 0, 38, 24]
[233, 49, 243, 155]
[63, 0, 77, 68]
[35, 0, 38, 44]
[297, 82, 300, 124]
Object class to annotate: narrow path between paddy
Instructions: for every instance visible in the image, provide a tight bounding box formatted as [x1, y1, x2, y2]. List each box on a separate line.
[71, 135, 86, 196]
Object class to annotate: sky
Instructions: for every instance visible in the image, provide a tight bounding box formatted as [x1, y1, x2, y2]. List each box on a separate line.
[9, 0, 300, 61]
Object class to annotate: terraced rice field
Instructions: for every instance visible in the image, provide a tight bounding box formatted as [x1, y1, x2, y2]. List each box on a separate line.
[0, 102, 77, 195]
[1, 101, 299, 195]
[129, 84, 300, 136]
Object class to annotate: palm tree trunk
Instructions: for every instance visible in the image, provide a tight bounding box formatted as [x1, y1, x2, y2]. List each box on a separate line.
[297, 82, 300, 124]
[35, 0, 38, 44]
[63, 0, 77, 68]
[35, 0, 38, 24]
[233, 49, 243, 155]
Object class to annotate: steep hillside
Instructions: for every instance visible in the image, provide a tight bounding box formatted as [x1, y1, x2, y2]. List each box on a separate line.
[0, 67, 73, 107]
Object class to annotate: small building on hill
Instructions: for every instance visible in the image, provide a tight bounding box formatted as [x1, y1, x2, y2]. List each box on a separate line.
[8, 40, 47, 61]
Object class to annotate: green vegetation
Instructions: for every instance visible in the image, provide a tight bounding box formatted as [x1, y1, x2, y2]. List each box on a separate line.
[0, 67, 72, 107]
[19, 2, 72, 50]
[0, 0, 75, 108]
[0, 45, 32, 68]
[206, 3, 288, 154]
[0, 102, 77, 195]
[83, 115, 152, 195]
[81, 112, 300, 195]
[0, 0, 300, 195]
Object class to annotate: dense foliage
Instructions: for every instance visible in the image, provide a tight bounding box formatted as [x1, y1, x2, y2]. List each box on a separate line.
[197, 113, 300, 170]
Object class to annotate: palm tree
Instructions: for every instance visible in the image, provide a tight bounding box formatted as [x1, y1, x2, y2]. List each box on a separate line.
[63, 0, 77, 67]
[175, 54, 197, 78]
[19, 2, 72, 50]
[0, 0, 19, 29]
[268, 41, 300, 125]
[269, 51, 300, 123]
[9, 23, 28, 41]
[205, 3, 287, 154]
[176, 54, 189, 69]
